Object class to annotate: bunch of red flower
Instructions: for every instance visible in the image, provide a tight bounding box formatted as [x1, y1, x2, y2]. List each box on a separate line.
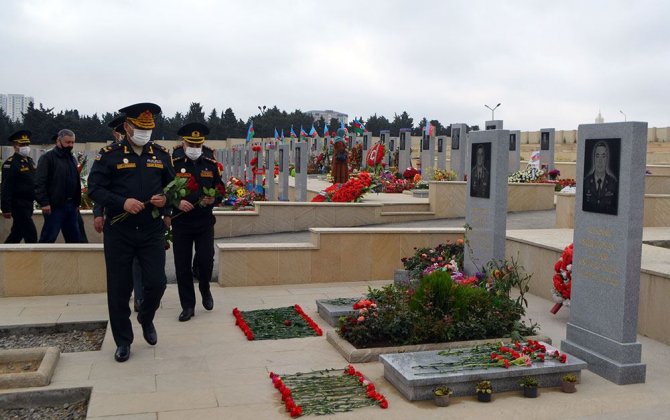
[252, 145, 262, 152]
[551, 243, 573, 314]
[352, 299, 376, 310]
[269, 372, 302, 417]
[232, 307, 254, 340]
[557, 178, 576, 188]
[311, 171, 373, 203]
[294, 304, 323, 336]
[402, 167, 419, 180]
[186, 175, 199, 193]
[345, 364, 388, 409]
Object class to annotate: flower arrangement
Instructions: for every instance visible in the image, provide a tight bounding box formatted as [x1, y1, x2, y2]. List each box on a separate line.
[111, 176, 192, 225]
[508, 167, 546, 183]
[433, 168, 458, 181]
[555, 178, 577, 192]
[403, 167, 419, 180]
[349, 143, 363, 170]
[366, 143, 386, 168]
[475, 380, 492, 394]
[231, 305, 322, 341]
[551, 243, 573, 314]
[548, 169, 561, 179]
[401, 240, 465, 280]
[311, 171, 373, 202]
[269, 365, 388, 417]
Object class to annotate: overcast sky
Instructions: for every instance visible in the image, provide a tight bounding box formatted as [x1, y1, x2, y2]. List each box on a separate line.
[1, 0, 668, 131]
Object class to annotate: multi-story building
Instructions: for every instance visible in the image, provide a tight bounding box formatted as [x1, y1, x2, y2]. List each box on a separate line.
[0, 94, 34, 121]
[306, 109, 348, 125]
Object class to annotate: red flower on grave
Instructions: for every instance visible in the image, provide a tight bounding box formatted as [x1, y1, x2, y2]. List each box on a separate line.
[380, 399, 389, 409]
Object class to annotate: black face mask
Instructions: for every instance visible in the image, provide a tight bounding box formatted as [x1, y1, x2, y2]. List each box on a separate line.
[58, 142, 73, 153]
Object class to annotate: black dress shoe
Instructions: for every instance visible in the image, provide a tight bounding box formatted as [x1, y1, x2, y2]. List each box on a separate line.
[141, 321, 157, 345]
[114, 345, 130, 362]
[202, 292, 214, 311]
[178, 308, 195, 322]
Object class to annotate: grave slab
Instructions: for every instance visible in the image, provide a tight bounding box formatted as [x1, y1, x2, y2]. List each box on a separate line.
[315, 298, 360, 327]
[380, 341, 586, 401]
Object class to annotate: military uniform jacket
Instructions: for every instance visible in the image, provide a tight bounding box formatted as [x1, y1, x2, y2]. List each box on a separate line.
[583, 173, 618, 214]
[88, 139, 175, 225]
[172, 153, 223, 228]
[1, 153, 36, 213]
[470, 166, 490, 198]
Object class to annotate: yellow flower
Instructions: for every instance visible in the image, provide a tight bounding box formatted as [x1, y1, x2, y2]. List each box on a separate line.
[236, 188, 246, 197]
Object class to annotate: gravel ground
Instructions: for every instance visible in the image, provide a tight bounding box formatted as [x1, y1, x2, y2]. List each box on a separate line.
[0, 399, 88, 420]
[0, 328, 106, 353]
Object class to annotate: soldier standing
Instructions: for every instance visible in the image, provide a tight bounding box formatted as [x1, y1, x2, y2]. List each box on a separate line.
[88, 103, 175, 362]
[171, 122, 223, 321]
[1, 130, 37, 243]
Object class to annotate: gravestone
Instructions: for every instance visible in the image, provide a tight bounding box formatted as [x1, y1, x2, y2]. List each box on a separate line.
[362, 132, 372, 169]
[485, 120, 503, 130]
[294, 143, 308, 202]
[289, 139, 295, 164]
[450, 123, 468, 180]
[464, 129, 509, 275]
[316, 136, 323, 155]
[231, 149, 239, 179]
[264, 143, 276, 200]
[220, 149, 228, 181]
[245, 146, 253, 183]
[1, 146, 14, 160]
[315, 298, 359, 327]
[539, 128, 555, 170]
[420, 133, 435, 180]
[253, 146, 264, 191]
[379, 130, 390, 146]
[387, 137, 397, 168]
[398, 129, 412, 171]
[436, 136, 447, 170]
[277, 143, 290, 201]
[508, 130, 521, 173]
[561, 121, 648, 385]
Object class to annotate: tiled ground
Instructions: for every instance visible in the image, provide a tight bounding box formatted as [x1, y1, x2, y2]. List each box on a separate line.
[1, 281, 670, 419]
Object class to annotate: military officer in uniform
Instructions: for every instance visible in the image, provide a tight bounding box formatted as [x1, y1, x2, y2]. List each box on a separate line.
[172, 122, 223, 321]
[583, 140, 619, 215]
[171, 139, 216, 281]
[470, 144, 490, 198]
[88, 103, 175, 362]
[1, 130, 37, 243]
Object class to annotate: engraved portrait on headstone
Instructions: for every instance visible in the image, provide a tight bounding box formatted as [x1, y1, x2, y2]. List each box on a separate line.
[400, 132, 406, 150]
[451, 128, 460, 150]
[380, 132, 386, 144]
[438, 137, 443, 153]
[582, 138, 620, 215]
[279, 149, 285, 172]
[509, 133, 516, 151]
[295, 146, 301, 173]
[470, 143, 491, 199]
[422, 134, 429, 151]
[486, 124, 496, 130]
[541, 132, 550, 150]
[389, 139, 395, 151]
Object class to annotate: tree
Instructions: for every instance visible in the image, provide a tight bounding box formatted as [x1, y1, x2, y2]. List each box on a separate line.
[221, 108, 238, 139]
[184, 102, 206, 124]
[207, 108, 221, 139]
[0, 108, 15, 145]
[390, 111, 413, 136]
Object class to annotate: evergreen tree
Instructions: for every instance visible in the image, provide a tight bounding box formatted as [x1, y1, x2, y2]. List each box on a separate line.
[184, 102, 206, 124]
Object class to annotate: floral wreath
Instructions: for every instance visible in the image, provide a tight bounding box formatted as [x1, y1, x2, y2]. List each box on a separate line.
[550, 243, 573, 314]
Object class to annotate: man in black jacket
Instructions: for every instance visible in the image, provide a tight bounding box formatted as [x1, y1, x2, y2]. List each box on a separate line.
[1, 130, 37, 243]
[88, 102, 174, 363]
[35, 129, 82, 243]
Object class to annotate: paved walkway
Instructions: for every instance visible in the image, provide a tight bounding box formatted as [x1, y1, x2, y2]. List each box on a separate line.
[1, 282, 669, 419]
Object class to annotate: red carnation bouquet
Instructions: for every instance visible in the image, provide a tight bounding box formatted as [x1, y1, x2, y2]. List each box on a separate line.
[311, 171, 373, 203]
[366, 143, 385, 167]
[550, 243, 573, 314]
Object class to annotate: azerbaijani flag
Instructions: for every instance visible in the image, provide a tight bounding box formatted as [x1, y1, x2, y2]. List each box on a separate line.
[352, 118, 366, 135]
[246, 121, 255, 143]
[274, 128, 280, 142]
[424, 122, 433, 137]
[290, 126, 297, 139]
[299, 125, 308, 139]
[323, 122, 329, 137]
[309, 125, 318, 138]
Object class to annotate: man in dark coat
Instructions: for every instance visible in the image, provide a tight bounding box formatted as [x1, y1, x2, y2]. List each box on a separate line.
[1, 130, 37, 243]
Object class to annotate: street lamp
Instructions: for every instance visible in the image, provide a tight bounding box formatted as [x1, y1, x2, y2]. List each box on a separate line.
[484, 103, 501, 120]
[258, 105, 267, 116]
[620, 110, 627, 122]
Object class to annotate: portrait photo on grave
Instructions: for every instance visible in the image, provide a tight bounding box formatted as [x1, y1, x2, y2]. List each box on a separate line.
[380, 133, 386, 144]
[296, 146, 301, 173]
[470, 142, 492, 199]
[541, 132, 550, 151]
[509, 133, 516, 151]
[486, 124, 496, 130]
[279, 149, 285, 172]
[400, 132, 406, 150]
[438, 137, 443, 153]
[452, 128, 460, 150]
[389, 139, 395, 151]
[582, 138, 620, 215]
[422, 134, 430, 151]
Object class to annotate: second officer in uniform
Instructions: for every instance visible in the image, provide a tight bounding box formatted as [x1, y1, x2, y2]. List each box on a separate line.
[172, 122, 223, 321]
[1, 130, 37, 243]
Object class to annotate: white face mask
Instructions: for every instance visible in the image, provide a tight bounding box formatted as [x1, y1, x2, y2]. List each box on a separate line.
[130, 129, 152, 146]
[185, 146, 202, 160]
[18, 146, 31, 157]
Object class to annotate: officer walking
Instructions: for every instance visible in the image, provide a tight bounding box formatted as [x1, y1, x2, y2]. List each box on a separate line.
[88, 103, 175, 362]
[172, 122, 223, 321]
[1, 130, 37, 243]
[93, 115, 144, 313]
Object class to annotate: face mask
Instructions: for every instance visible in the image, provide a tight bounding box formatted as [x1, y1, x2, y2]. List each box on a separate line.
[59, 143, 73, 153]
[18, 146, 31, 157]
[130, 129, 152, 146]
[185, 146, 202, 160]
